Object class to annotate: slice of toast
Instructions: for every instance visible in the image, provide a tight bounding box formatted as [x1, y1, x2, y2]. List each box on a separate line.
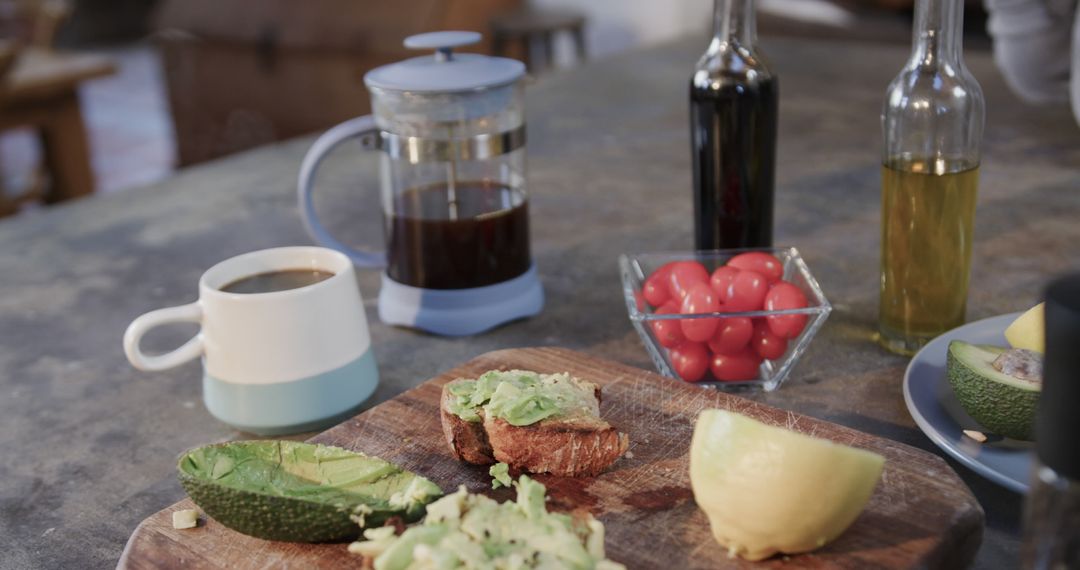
[439, 373, 628, 477]
[440, 386, 495, 465]
[484, 415, 629, 478]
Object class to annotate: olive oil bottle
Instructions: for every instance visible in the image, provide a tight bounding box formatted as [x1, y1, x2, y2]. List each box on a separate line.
[879, 158, 979, 346]
[879, 0, 985, 354]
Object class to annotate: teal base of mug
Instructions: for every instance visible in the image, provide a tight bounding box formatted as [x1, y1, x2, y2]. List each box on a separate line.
[202, 349, 378, 435]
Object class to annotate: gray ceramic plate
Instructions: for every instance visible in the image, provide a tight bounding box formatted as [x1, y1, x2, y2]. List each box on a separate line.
[903, 312, 1034, 494]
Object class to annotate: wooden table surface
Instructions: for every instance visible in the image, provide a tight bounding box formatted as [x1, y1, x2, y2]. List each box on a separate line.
[0, 36, 1077, 568]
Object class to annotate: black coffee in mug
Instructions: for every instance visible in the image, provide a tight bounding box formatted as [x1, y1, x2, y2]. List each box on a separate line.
[220, 269, 334, 294]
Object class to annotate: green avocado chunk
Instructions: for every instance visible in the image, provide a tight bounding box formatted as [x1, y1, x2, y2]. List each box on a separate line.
[446, 369, 600, 427]
[489, 462, 511, 489]
[348, 475, 626, 570]
[177, 441, 442, 542]
[946, 340, 1041, 441]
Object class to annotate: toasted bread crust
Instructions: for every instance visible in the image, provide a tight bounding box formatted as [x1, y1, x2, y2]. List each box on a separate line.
[484, 416, 629, 477]
[439, 376, 628, 477]
[441, 384, 495, 465]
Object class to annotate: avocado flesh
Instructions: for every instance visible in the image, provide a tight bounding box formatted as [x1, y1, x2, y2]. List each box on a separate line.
[351, 475, 625, 570]
[177, 441, 442, 542]
[446, 370, 599, 426]
[946, 341, 1041, 441]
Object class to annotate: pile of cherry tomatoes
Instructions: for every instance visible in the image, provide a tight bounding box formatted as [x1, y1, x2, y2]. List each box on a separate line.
[642, 252, 809, 382]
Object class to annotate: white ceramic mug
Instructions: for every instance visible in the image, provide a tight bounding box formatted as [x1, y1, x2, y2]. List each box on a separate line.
[123, 247, 378, 435]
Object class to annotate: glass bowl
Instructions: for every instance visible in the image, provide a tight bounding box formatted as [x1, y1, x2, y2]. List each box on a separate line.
[619, 247, 831, 391]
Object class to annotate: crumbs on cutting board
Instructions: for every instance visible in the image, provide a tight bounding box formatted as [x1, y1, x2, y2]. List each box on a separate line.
[172, 509, 200, 530]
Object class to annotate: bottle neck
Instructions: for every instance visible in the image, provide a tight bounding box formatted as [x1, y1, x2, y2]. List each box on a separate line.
[710, 0, 756, 50]
[910, 0, 963, 68]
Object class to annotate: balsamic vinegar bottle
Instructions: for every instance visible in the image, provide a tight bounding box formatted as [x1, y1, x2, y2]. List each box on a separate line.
[690, 0, 778, 250]
[1021, 274, 1080, 569]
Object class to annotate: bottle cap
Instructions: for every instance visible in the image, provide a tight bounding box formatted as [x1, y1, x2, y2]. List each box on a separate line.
[1037, 273, 1080, 480]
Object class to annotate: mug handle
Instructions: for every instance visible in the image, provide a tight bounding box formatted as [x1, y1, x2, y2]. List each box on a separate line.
[297, 115, 386, 268]
[123, 302, 204, 371]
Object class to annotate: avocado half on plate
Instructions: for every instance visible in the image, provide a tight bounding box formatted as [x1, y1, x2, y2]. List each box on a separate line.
[946, 340, 1042, 441]
[177, 441, 442, 542]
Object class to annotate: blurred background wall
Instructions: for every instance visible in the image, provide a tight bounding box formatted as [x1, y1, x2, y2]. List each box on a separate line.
[0, 0, 987, 216]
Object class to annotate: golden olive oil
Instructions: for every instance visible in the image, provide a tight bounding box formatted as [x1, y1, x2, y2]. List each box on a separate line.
[879, 158, 979, 354]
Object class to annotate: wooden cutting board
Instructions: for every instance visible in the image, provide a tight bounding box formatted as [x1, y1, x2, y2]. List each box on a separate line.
[119, 347, 983, 569]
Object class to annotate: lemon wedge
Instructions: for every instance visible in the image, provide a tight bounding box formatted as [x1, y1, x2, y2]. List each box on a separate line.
[1004, 303, 1045, 353]
[690, 410, 885, 561]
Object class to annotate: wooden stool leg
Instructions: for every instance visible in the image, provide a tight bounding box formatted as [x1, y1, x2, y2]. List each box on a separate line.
[572, 25, 587, 63]
[542, 31, 555, 70]
[521, 35, 533, 72]
[40, 91, 94, 203]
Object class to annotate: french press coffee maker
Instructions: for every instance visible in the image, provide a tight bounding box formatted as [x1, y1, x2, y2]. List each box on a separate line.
[298, 31, 543, 336]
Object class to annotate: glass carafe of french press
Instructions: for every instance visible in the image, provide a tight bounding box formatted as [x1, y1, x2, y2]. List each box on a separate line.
[298, 31, 543, 336]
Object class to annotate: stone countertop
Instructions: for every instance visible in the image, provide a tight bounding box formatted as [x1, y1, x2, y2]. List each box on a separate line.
[1, 36, 1078, 569]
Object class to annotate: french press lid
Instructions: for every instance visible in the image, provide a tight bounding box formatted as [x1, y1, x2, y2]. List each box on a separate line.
[365, 31, 525, 93]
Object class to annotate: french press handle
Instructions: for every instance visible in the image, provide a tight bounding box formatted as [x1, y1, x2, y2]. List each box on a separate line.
[297, 115, 385, 268]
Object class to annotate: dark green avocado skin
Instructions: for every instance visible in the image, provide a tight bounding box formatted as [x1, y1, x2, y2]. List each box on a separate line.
[176, 441, 437, 543]
[946, 341, 1040, 441]
[178, 472, 424, 542]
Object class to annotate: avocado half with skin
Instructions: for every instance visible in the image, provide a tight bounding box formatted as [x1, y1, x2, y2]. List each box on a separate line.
[946, 341, 1041, 441]
[177, 441, 442, 542]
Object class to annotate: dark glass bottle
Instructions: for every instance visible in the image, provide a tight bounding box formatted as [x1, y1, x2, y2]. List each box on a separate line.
[1021, 274, 1080, 569]
[690, 0, 778, 250]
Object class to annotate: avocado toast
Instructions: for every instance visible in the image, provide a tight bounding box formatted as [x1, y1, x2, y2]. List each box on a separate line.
[440, 370, 629, 477]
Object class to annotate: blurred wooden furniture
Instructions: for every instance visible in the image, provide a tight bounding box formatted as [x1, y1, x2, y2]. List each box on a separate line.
[491, 7, 586, 72]
[154, 0, 522, 166]
[0, 0, 71, 49]
[0, 0, 115, 216]
[0, 47, 114, 212]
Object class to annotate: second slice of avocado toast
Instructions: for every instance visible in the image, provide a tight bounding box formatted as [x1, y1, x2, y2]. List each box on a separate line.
[440, 369, 628, 477]
[177, 440, 442, 542]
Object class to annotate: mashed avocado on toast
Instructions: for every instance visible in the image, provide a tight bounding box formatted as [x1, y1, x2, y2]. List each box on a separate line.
[348, 475, 626, 570]
[445, 370, 599, 426]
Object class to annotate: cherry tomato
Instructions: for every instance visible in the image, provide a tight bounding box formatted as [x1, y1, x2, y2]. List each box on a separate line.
[667, 261, 710, 301]
[725, 270, 769, 312]
[764, 281, 810, 339]
[751, 319, 788, 360]
[707, 316, 753, 355]
[679, 283, 721, 342]
[670, 341, 709, 382]
[642, 262, 679, 307]
[709, 266, 741, 303]
[650, 301, 685, 348]
[728, 252, 784, 284]
[710, 348, 763, 382]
